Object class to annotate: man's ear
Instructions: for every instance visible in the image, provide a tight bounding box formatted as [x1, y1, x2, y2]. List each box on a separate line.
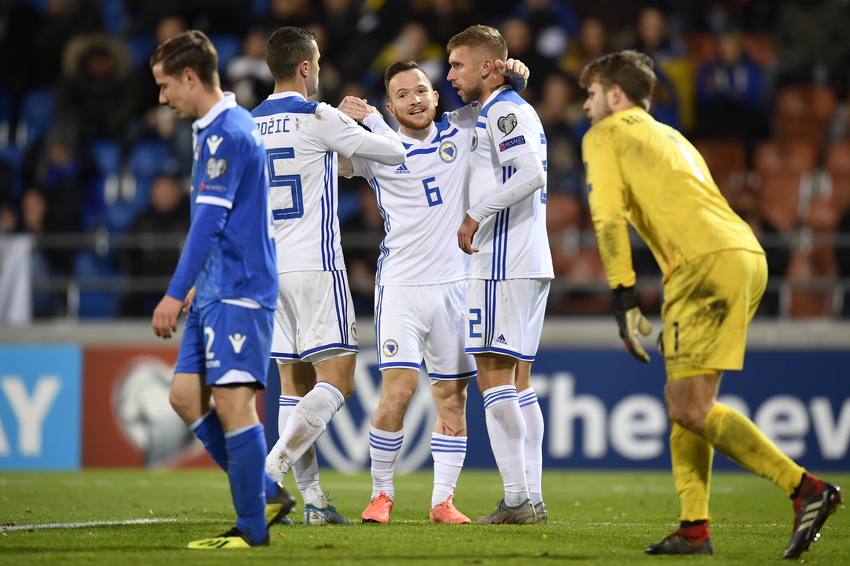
[386, 100, 396, 118]
[183, 67, 195, 87]
[300, 60, 309, 78]
[480, 58, 494, 79]
[433, 90, 439, 107]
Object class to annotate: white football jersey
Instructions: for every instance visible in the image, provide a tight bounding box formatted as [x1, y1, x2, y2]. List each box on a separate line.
[252, 92, 370, 273]
[350, 105, 478, 286]
[468, 85, 554, 280]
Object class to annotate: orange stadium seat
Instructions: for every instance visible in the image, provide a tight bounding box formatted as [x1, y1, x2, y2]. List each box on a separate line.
[685, 33, 716, 76]
[788, 247, 838, 317]
[754, 139, 817, 177]
[759, 172, 802, 232]
[693, 139, 746, 199]
[827, 173, 850, 213]
[825, 140, 850, 175]
[774, 85, 836, 153]
[743, 33, 777, 67]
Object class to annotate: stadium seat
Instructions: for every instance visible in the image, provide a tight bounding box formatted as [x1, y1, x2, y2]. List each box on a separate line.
[684, 33, 716, 77]
[207, 33, 241, 75]
[826, 173, 850, 213]
[100, 0, 128, 35]
[774, 85, 836, 153]
[250, 0, 269, 17]
[692, 139, 746, 199]
[545, 192, 582, 233]
[754, 139, 817, 177]
[825, 140, 850, 176]
[806, 196, 842, 233]
[126, 33, 157, 70]
[16, 87, 54, 148]
[0, 145, 23, 198]
[129, 140, 177, 209]
[742, 33, 776, 67]
[90, 139, 123, 177]
[759, 172, 803, 232]
[103, 199, 139, 234]
[787, 247, 838, 318]
[73, 250, 121, 319]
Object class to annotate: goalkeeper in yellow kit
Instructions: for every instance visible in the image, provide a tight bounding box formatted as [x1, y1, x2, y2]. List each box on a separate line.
[579, 50, 842, 559]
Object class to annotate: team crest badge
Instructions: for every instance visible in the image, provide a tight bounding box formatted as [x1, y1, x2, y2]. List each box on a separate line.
[351, 322, 357, 340]
[472, 130, 478, 152]
[497, 113, 517, 136]
[382, 339, 399, 357]
[439, 141, 457, 163]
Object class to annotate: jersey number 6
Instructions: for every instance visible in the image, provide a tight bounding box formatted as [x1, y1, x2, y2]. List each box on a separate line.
[423, 177, 443, 207]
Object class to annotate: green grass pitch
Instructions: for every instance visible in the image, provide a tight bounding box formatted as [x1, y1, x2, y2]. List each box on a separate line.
[1, 469, 847, 565]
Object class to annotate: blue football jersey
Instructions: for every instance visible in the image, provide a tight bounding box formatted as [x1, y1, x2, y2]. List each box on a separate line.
[190, 94, 277, 310]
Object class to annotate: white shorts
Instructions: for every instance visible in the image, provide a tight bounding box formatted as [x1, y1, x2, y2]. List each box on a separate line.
[464, 278, 550, 361]
[272, 270, 358, 364]
[375, 281, 476, 382]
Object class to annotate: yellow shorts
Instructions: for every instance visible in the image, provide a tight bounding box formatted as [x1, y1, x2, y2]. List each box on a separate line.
[661, 249, 767, 380]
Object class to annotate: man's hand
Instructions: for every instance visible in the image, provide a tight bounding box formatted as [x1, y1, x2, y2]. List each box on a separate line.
[152, 295, 184, 339]
[457, 214, 480, 255]
[496, 58, 529, 92]
[338, 96, 379, 124]
[182, 286, 196, 313]
[612, 286, 652, 363]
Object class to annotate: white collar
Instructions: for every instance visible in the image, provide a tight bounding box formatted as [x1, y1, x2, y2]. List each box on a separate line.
[193, 92, 237, 132]
[266, 91, 307, 101]
[481, 85, 512, 108]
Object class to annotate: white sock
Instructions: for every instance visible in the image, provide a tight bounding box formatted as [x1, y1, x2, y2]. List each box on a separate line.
[265, 382, 344, 483]
[369, 426, 403, 501]
[278, 396, 326, 508]
[483, 385, 528, 507]
[519, 387, 544, 506]
[431, 433, 466, 509]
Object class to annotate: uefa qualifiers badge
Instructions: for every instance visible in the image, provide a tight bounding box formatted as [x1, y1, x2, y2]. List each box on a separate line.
[382, 339, 399, 357]
[439, 140, 457, 163]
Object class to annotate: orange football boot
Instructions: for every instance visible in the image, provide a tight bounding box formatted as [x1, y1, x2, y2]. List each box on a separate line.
[430, 495, 471, 524]
[362, 492, 393, 523]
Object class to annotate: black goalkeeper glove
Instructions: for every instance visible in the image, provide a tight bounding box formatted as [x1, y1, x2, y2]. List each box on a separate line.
[612, 285, 652, 363]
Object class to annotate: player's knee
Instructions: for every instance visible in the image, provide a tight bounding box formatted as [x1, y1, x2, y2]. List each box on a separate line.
[667, 403, 704, 434]
[169, 388, 195, 423]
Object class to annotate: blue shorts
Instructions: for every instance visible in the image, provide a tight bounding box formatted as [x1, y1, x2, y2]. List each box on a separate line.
[175, 301, 273, 388]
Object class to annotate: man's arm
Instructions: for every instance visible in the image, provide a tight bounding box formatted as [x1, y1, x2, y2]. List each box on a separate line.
[335, 99, 405, 166]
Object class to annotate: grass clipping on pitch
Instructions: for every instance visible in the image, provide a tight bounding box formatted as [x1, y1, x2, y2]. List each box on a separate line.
[1, 469, 848, 565]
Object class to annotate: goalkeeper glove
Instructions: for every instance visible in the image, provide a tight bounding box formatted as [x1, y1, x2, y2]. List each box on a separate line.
[612, 285, 652, 363]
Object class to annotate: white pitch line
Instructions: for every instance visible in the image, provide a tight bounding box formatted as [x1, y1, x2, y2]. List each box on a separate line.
[0, 518, 178, 532]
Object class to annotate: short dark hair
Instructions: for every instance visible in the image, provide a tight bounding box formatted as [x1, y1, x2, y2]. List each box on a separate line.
[266, 27, 317, 83]
[384, 59, 430, 93]
[578, 50, 656, 111]
[150, 30, 219, 88]
[446, 25, 508, 62]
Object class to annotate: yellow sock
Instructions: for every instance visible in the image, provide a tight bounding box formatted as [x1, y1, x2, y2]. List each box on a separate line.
[701, 404, 804, 497]
[671, 421, 713, 522]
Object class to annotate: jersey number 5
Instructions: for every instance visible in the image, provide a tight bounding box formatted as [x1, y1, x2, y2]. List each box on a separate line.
[423, 177, 443, 207]
[268, 147, 304, 220]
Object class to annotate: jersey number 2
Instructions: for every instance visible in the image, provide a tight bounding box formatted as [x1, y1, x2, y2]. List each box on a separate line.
[268, 147, 304, 220]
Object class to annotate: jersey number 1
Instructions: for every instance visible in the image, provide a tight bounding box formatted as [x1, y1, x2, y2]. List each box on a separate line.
[268, 147, 304, 219]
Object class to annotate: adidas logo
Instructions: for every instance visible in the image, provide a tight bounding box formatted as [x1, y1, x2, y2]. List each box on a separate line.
[394, 164, 410, 174]
[495, 334, 507, 345]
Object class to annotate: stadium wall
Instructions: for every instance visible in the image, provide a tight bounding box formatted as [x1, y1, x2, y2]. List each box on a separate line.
[1, 319, 848, 471]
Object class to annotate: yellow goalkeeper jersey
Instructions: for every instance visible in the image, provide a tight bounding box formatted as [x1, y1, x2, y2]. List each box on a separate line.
[582, 107, 763, 288]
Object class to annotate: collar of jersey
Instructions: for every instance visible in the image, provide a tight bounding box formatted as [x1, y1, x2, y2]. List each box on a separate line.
[480, 85, 512, 111]
[266, 91, 307, 101]
[193, 92, 237, 132]
[397, 122, 437, 149]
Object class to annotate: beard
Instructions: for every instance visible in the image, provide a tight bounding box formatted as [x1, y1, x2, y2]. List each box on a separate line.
[395, 104, 437, 131]
[459, 82, 482, 104]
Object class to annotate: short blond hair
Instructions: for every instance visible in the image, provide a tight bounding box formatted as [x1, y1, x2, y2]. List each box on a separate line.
[446, 25, 507, 62]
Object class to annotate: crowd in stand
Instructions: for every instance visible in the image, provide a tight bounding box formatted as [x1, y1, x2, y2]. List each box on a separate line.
[0, 0, 849, 318]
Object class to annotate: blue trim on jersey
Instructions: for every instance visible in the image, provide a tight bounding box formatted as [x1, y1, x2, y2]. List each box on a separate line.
[480, 88, 527, 118]
[407, 147, 437, 157]
[433, 117, 452, 138]
[320, 151, 335, 270]
[300, 342, 359, 359]
[402, 141, 414, 150]
[271, 352, 301, 360]
[466, 346, 535, 361]
[379, 362, 422, 371]
[371, 178, 391, 284]
[375, 285, 384, 365]
[491, 208, 510, 279]
[428, 370, 477, 379]
[251, 97, 319, 118]
[331, 270, 350, 346]
[476, 121, 486, 129]
[431, 126, 458, 143]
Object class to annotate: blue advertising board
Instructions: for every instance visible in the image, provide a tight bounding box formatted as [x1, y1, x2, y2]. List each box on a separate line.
[0, 345, 82, 470]
[265, 349, 850, 472]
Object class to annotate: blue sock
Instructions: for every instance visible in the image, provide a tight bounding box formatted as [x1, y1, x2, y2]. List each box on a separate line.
[191, 410, 278, 498]
[224, 424, 269, 545]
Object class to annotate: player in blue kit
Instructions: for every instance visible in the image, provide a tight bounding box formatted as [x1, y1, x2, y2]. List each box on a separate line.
[149, 30, 293, 549]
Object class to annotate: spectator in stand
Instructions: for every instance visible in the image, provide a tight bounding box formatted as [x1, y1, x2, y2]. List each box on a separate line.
[561, 17, 610, 81]
[118, 175, 190, 317]
[501, 18, 556, 103]
[534, 72, 582, 196]
[33, 0, 103, 87]
[695, 29, 769, 156]
[55, 34, 136, 142]
[510, 0, 579, 60]
[837, 208, 850, 317]
[774, 0, 850, 89]
[0, 160, 15, 233]
[226, 27, 275, 109]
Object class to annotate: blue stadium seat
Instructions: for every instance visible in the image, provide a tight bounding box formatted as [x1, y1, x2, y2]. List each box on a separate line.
[73, 250, 121, 319]
[207, 33, 241, 75]
[126, 33, 157, 70]
[129, 139, 178, 210]
[90, 139, 123, 177]
[0, 145, 23, 198]
[103, 200, 139, 234]
[17, 88, 55, 148]
[100, 0, 128, 35]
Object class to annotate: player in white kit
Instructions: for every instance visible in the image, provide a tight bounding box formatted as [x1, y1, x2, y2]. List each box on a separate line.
[449, 25, 554, 525]
[252, 27, 405, 525]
